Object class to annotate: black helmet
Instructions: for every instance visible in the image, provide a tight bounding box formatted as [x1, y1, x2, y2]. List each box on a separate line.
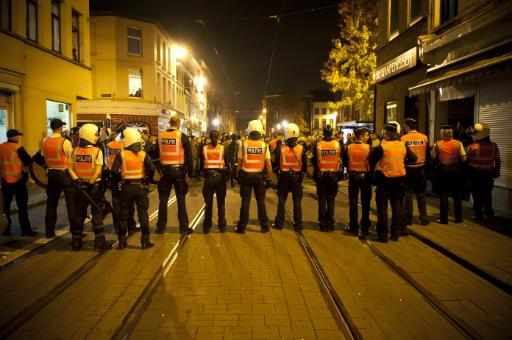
[323, 125, 334, 138]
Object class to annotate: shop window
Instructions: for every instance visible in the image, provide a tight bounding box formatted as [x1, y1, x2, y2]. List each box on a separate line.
[441, 0, 457, 24]
[409, 0, 422, 24]
[0, 0, 11, 31]
[128, 26, 142, 55]
[46, 100, 70, 136]
[129, 69, 142, 97]
[72, 10, 80, 61]
[26, 0, 38, 41]
[51, 0, 60, 52]
[389, 0, 399, 39]
[0, 108, 8, 143]
[385, 101, 397, 122]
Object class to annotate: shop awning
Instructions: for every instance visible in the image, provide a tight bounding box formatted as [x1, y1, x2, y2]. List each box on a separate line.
[408, 53, 512, 96]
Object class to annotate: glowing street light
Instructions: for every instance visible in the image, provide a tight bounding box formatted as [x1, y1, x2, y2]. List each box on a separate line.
[276, 123, 282, 130]
[282, 120, 288, 128]
[212, 117, 220, 127]
[262, 108, 267, 114]
[175, 46, 187, 59]
[259, 115, 263, 120]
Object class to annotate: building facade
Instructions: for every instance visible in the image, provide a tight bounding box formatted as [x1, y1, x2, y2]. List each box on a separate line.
[0, 0, 91, 153]
[376, 0, 512, 213]
[77, 13, 208, 136]
[262, 92, 313, 136]
[310, 90, 342, 135]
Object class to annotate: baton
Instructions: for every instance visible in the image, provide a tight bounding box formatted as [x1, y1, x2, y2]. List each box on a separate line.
[77, 185, 104, 212]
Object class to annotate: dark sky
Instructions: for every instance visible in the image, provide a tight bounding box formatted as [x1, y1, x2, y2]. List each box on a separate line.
[90, 0, 341, 115]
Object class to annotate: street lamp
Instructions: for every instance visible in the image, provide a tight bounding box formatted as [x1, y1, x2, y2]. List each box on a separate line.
[175, 46, 187, 59]
[212, 117, 220, 127]
[276, 123, 282, 130]
[282, 120, 288, 128]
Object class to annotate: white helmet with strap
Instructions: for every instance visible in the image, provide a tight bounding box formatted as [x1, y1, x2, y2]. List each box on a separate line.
[79, 123, 100, 145]
[122, 127, 142, 148]
[284, 123, 300, 140]
[474, 122, 490, 140]
[246, 120, 264, 135]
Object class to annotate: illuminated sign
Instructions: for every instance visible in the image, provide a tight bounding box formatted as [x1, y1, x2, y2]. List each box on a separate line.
[374, 47, 417, 83]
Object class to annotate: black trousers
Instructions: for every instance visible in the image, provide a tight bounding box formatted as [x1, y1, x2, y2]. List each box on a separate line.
[469, 169, 495, 217]
[404, 166, 428, 224]
[119, 182, 149, 236]
[45, 169, 76, 235]
[316, 173, 339, 230]
[111, 188, 136, 233]
[274, 172, 303, 228]
[437, 166, 463, 223]
[157, 166, 188, 231]
[2, 177, 31, 234]
[237, 172, 269, 230]
[348, 172, 371, 231]
[202, 170, 227, 229]
[376, 175, 404, 238]
[71, 183, 105, 238]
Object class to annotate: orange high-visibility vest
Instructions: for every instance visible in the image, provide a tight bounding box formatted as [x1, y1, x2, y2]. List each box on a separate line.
[107, 140, 123, 170]
[42, 136, 68, 170]
[241, 140, 266, 173]
[347, 143, 370, 172]
[73, 147, 100, 181]
[203, 144, 225, 169]
[377, 140, 406, 177]
[120, 150, 145, 180]
[317, 140, 341, 172]
[0, 142, 23, 183]
[158, 130, 184, 165]
[468, 142, 498, 171]
[280, 144, 303, 172]
[401, 131, 428, 166]
[436, 139, 461, 166]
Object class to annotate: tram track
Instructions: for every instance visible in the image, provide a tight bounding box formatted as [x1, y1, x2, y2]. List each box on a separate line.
[0, 195, 178, 339]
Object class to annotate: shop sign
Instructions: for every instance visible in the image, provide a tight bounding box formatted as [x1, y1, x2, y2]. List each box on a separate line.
[374, 47, 417, 83]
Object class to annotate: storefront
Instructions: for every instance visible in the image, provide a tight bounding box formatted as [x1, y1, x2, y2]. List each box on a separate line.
[46, 100, 71, 135]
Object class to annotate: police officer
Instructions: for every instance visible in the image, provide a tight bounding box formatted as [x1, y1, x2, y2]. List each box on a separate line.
[467, 122, 500, 220]
[431, 125, 466, 224]
[343, 127, 371, 236]
[67, 124, 107, 250]
[111, 128, 155, 249]
[370, 123, 417, 242]
[41, 119, 76, 239]
[312, 125, 343, 232]
[235, 120, 274, 233]
[199, 130, 227, 233]
[401, 118, 429, 226]
[0, 129, 36, 236]
[272, 123, 307, 231]
[155, 116, 194, 234]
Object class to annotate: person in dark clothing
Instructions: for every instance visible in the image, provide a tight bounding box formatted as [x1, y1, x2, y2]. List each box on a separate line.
[153, 116, 194, 234]
[0, 129, 36, 236]
[370, 123, 417, 242]
[272, 124, 308, 231]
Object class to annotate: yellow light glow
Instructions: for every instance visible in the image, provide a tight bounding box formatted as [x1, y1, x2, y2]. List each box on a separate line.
[175, 46, 187, 59]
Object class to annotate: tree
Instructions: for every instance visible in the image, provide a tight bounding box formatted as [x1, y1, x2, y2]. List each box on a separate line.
[321, 0, 378, 121]
[267, 92, 310, 134]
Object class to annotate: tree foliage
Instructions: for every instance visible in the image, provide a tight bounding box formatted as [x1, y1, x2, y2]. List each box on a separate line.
[321, 0, 378, 120]
[268, 92, 310, 133]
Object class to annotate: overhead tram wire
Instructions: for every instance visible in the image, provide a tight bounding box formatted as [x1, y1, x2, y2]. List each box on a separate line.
[264, 0, 288, 97]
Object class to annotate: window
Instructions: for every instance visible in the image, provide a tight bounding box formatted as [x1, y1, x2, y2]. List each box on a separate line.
[322, 119, 327, 127]
[314, 107, 319, 114]
[0, 0, 11, 31]
[72, 11, 80, 61]
[156, 36, 161, 63]
[409, 0, 422, 23]
[51, 0, 60, 52]
[26, 0, 37, 41]
[389, 0, 399, 38]
[128, 26, 141, 55]
[321, 108, 327, 115]
[314, 119, 319, 129]
[129, 69, 142, 97]
[46, 100, 70, 136]
[441, 0, 457, 24]
[385, 101, 397, 122]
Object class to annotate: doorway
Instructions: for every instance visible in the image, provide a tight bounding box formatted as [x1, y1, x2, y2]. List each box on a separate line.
[446, 96, 474, 145]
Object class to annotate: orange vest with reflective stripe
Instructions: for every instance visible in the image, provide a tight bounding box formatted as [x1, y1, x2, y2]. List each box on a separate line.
[401, 131, 428, 166]
[436, 139, 461, 166]
[280, 144, 303, 172]
[347, 143, 370, 172]
[468, 142, 497, 172]
[317, 140, 341, 172]
[120, 150, 145, 180]
[203, 144, 225, 169]
[107, 141, 123, 170]
[241, 140, 266, 173]
[158, 130, 184, 165]
[377, 140, 406, 177]
[73, 147, 100, 181]
[0, 142, 23, 183]
[42, 136, 68, 170]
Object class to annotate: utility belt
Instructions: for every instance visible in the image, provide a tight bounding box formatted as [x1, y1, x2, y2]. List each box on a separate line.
[204, 168, 226, 178]
[160, 164, 186, 177]
[120, 178, 149, 191]
[280, 170, 303, 180]
[48, 168, 68, 172]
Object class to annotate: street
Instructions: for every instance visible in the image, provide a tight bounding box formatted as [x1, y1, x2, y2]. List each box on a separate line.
[0, 179, 511, 340]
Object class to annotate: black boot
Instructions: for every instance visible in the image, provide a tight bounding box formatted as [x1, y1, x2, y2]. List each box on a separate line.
[72, 235, 83, 251]
[141, 233, 154, 250]
[118, 234, 127, 249]
[94, 234, 108, 251]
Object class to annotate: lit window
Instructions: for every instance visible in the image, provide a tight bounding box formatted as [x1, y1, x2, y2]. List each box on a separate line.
[26, 0, 37, 41]
[72, 10, 80, 61]
[129, 69, 142, 97]
[51, 0, 60, 52]
[0, 0, 11, 31]
[385, 101, 397, 122]
[389, 0, 399, 38]
[128, 27, 141, 55]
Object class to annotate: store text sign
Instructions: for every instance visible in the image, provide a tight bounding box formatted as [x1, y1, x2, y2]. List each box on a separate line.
[374, 47, 417, 83]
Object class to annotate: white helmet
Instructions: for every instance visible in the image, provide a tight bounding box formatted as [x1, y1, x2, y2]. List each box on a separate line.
[122, 127, 142, 148]
[387, 121, 401, 134]
[474, 122, 490, 140]
[246, 120, 264, 135]
[79, 123, 100, 145]
[284, 123, 300, 140]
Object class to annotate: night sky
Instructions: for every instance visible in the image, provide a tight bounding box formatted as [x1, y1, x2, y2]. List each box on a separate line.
[90, 0, 341, 117]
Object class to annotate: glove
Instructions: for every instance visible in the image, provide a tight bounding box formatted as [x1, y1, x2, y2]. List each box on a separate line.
[74, 178, 90, 190]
